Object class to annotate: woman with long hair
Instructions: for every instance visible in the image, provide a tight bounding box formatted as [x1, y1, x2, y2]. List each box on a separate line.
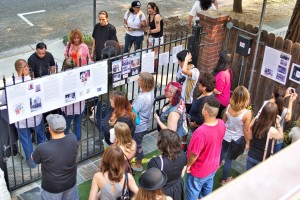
[147, 2, 164, 56]
[188, 0, 217, 26]
[123, 1, 146, 53]
[114, 122, 136, 160]
[147, 129, 187, 200]
[103, 91, 136, 148]
[131, 72, 155, 172]
[154, 81, 188, 151]
[64, 29, 90, 67]
[246, 102, 283, 170]
[89, 145, 138, 200]
[62, 29, 90, 141]
[219, 86, 252, 185]
[213, 50, 233, 118]
[134, 168, 172, 200]
[257, 86, 297, 152]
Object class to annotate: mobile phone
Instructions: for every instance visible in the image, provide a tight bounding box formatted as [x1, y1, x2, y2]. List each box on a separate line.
[156, 110, 160, 115]
[291, 88, 295, 93]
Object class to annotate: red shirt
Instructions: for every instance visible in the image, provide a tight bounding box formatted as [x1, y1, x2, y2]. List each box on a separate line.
[187, 119, 225, 178]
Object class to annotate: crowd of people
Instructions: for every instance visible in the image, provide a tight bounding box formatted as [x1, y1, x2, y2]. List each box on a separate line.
[1, 0, 300, 199]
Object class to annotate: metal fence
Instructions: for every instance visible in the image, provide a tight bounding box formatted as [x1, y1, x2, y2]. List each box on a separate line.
[0, 23, 204, 191]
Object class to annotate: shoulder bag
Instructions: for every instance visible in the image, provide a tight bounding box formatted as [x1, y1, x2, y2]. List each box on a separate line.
[116, 173, 130, 200]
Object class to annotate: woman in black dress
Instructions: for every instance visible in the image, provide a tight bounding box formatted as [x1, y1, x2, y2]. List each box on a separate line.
[147, 129, 187, 200]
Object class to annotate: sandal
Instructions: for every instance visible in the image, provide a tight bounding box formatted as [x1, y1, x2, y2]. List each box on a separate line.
[221, 177, 233, 186]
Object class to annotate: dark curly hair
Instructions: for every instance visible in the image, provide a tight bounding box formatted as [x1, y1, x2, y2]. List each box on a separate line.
[157, 129, 181, 160]
[199, 0, 213, 10]
[198, 72, 216, 92]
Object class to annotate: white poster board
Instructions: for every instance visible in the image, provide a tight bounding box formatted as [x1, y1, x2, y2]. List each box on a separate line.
[289, 63, 300, 84]
[159, 52, 170, 66]
[260, 46, 291, 85]
[172, 45, 183, 63]
[6, 61, 108, 124]
[141, 51, 155, 73]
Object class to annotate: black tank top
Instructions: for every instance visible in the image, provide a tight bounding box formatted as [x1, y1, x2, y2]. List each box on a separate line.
[148, 14, 163, 38]
[248, 133, 272, 161]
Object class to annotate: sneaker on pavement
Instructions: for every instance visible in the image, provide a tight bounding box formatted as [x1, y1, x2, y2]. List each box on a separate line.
[131, 165, 143, 172]
[27, 159, 36, 168]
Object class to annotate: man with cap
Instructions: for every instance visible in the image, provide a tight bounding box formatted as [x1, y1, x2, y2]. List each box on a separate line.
[32, 114, 79, 200]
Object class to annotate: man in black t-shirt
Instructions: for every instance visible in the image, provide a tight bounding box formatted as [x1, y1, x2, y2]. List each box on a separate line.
[28, 42, 55, 78]
[91, 10, 118, 61]
[32, 114, 79, 200]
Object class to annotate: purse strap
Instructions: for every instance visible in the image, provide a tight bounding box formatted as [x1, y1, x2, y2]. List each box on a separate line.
[121, 173, 128, 198]
[67, 42, 71, 57]
[159, 155, 163, 171]
[263, 129, 275, 161]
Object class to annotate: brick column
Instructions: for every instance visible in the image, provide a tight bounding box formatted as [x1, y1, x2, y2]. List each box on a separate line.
[197, 11, 229, 71]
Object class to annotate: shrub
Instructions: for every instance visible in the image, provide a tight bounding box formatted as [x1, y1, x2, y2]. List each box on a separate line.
[62, 34, 93, 46]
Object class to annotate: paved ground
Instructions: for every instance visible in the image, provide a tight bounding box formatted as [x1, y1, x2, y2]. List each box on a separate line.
[10, 129, 159, 200]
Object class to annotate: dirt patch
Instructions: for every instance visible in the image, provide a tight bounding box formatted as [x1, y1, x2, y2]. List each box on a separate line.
[163, 0, 296, 33]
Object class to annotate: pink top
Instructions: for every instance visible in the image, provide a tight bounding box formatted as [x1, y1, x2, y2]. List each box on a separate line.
[187, 119, 225, 178]
[64, 43, 90, 66]
[215, 69, 231, 106]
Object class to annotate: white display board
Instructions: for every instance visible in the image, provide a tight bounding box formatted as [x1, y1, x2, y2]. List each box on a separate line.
[172, 45, 183, 63]
[260, 46, 291, 85]
[289, 63, 300, 84]
[6, 61, 108, 124]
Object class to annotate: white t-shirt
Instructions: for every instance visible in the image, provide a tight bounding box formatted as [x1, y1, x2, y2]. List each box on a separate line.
[190, 1, 217, 24]
[124, 11, 146, 37]
[176, 66, 200, 104]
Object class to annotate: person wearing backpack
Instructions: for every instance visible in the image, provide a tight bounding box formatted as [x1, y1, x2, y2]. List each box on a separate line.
[123, 1, 146, 53]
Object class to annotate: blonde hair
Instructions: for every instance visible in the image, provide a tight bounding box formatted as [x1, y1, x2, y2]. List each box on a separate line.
[68, 29, 84, 44]
[230, 86, 250, 111]
[114, 122, 134, 154]
[139, 72, 154, 92]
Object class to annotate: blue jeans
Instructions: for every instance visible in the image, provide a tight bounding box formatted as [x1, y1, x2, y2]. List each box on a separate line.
[123, 34, 144, 53]
[274, 141, 283, 153]
[133, 130, 147, 161]
[18, 122, 45, 160]
[41, 183, 79, 200]
[246, 156, 261, 170]
[220, 137, 244, 180]
[185, 172, 216, 200]
[64, 113, 83, 141]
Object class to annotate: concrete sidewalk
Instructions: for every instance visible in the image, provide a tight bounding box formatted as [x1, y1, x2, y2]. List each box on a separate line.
[10, 130, 159, 200]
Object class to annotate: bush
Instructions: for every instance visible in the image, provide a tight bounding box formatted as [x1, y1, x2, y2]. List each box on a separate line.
[62, 34, 93, 46]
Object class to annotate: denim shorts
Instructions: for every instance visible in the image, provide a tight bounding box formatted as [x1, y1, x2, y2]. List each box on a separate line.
[185, 172, 216, 200]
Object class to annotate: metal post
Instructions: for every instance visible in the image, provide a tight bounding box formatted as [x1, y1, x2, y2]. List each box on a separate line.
[93, 0, 96, 27]
[247, 0, 267, 91]
[188, 20, 201, 67]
